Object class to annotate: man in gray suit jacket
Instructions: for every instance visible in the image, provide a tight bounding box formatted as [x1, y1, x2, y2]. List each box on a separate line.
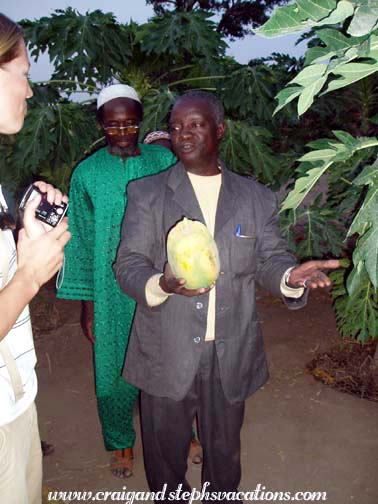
[114, 91, 339, 501]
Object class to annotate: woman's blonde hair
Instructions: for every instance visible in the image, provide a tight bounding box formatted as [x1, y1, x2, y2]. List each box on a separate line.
[0, 14, 23, 66]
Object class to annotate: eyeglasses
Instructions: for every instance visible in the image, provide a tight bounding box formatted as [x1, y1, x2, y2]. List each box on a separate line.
[103, 125, 140, 135]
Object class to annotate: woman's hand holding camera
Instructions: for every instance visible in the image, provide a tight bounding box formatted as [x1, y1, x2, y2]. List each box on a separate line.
[22, 181, 68, 238]
[16, 182, 71, 294]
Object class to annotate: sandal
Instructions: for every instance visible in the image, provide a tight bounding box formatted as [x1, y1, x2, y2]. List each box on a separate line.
[189, 438, 203, 465]
[110, 448, 134, 478]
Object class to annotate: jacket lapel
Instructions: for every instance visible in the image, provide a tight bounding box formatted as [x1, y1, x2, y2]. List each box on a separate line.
[214, 163, 237, 238]
[167, 162, 205, 224]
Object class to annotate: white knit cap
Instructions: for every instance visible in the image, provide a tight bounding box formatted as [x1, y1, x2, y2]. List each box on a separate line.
[97, 84, 141, 109]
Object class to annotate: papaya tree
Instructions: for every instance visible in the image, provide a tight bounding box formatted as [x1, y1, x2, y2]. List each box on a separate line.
[257, 0, 378, 357]
[1, 6, 301, 195]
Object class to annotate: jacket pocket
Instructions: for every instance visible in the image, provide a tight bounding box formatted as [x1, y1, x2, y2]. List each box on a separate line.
[230, 235, 256, 274]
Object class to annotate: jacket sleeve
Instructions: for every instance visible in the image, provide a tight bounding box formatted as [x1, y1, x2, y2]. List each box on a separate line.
[57, 168, 95, 300]
[255, 190, 307, 309]
[114, 180, 162, 307]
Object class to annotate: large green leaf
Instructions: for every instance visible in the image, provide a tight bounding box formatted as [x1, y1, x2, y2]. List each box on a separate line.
[298, 148, 342, 162]
[279, 63, 329, 114]
[256, 0, 353, 38]
[255, 4, 309, 37]
[297, 75, 327, 114]
[332, 129, 358, 146]
[50, 102, 98, 180]
[282, 133, 378, 211]
[353, 224, 378, 287]
[137, 11, 226, 65]
[140, 87, 176, 138]
[305, 46, 336, 65]
[348, 159, 378, 239]
[316, 28, 365, 52]
[22, 9, 132, 87]
[220, 120, 284, 188]
[312, 0, 354, 26]
[347, 4, 378, 37]
[273, 86, 302, 115]
[220, 65, 276, 121]
[280, 196, 345, 259]
[327, 61, 378, 92]
[348, 185, 378, 236]
[1, 97, 99, 191]
[353, 160, 378, 186]
[290, 63, 328, 86]
[11, 107, 55, 177]
[332, 263, 378, 342]
[296, 0, 337, 22]
[281, 163, 332, 211]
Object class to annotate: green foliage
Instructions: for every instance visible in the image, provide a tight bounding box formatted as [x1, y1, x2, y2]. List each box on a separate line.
[258, 0, 378, 342]
[219, 65, 276, 122]
[258, 1, 378, 115]
[136, 11, 226, 68]
[1, 90, 98, 193]
[220, 119, 289, 188]
[21, 8, 132, 88]
[141, 87, 176, 138]
[281, 131, 378, 212]
[280, 194, 345, 259]
[347, 159, 378, 291]
[331, 264, 378, 343]
[254, 0, 355, 38]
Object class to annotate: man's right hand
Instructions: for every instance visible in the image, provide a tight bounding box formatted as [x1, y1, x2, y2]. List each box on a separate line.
[159, 263, 212, 297]
[81, 300, 95, 344]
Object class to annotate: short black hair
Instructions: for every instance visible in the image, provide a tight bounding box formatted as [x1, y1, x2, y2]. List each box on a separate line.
[174, 91, 224, 125]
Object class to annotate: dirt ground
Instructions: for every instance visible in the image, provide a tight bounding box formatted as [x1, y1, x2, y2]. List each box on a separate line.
[32, 285, 378, 504]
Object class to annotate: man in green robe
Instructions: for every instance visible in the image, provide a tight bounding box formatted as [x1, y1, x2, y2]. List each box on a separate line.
[57, 84, 175, 478]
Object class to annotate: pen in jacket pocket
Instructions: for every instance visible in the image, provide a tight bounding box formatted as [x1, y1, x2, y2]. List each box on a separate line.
[235, 224, 254, 239]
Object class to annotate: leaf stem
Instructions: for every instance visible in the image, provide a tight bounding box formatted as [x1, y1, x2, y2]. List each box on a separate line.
[169, 75, 226, 87]
[33, 79, 98, 91]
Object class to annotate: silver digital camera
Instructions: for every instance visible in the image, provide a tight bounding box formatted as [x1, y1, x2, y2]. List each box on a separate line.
[19, 184, 68, 227]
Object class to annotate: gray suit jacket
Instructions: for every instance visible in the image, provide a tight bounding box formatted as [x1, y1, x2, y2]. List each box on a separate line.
[114, 162, 305, 403]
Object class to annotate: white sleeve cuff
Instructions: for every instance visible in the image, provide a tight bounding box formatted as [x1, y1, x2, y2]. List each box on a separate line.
[145, 274, 172, 307]
[280, 267, 305, 299]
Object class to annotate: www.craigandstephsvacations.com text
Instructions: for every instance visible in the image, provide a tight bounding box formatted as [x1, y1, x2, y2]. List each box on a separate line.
[47, 482, 327, 502]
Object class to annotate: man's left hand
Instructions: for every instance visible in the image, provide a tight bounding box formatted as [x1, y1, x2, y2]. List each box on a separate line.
[287, 259, 340, 289]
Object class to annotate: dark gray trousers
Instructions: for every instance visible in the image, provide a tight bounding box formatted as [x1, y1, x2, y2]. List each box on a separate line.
[140, 341, 245, 503]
